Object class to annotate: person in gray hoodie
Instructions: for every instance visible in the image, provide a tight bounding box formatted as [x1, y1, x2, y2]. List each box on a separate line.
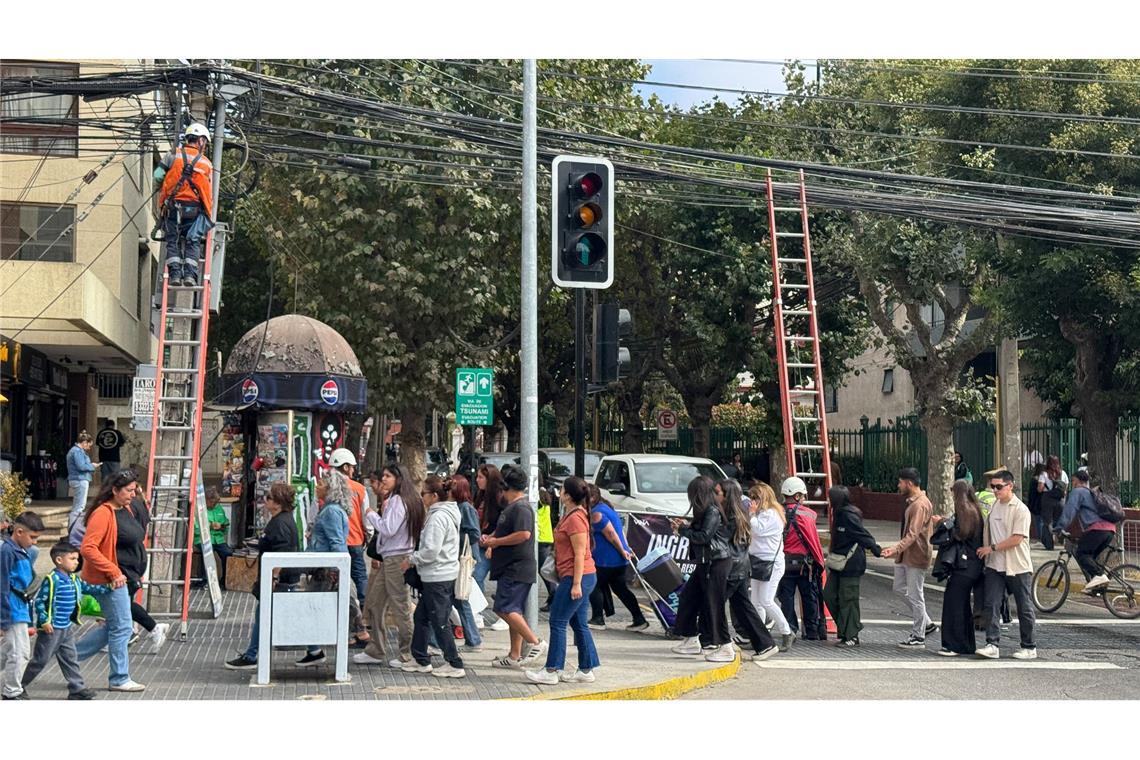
[401, 475, 465, 678]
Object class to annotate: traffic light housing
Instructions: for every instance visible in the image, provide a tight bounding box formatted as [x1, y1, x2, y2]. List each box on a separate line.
[552, 155, 614, 289]
[593, 303, 632, 383]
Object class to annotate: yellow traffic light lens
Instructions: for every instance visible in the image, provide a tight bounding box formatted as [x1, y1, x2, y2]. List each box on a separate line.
[578, 206, 596, 226]
[572, 202, 603, 229]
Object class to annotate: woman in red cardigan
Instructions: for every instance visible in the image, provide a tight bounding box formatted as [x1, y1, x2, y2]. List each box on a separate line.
[77, 470, 146, 692]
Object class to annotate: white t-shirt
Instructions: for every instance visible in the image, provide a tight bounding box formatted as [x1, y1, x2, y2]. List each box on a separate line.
[984, 495, 1033, 576]
[1037, 470, 1069, 490]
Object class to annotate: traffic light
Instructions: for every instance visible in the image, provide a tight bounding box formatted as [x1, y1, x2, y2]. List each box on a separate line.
[593, 303, 632, 383]
[551, 155, 614, 289]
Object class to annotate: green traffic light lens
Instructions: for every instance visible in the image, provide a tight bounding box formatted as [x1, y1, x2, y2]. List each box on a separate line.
[564, 232, 606, 268]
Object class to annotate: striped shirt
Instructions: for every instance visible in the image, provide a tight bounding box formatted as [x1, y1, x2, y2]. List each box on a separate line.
[44, 570, 78, 629]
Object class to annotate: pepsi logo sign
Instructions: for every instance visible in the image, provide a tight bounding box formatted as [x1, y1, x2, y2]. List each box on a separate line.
[241, 379, 259, 404]
[320, 380, 339, 406]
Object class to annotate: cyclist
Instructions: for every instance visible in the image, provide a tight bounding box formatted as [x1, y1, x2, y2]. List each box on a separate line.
[1054, 469, 1114, 592]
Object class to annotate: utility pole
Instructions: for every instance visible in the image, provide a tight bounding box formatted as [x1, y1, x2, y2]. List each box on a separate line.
[520, 59, 539, 631]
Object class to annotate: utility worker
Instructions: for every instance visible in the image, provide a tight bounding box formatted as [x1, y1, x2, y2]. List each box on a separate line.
[158, 123, 214, 286]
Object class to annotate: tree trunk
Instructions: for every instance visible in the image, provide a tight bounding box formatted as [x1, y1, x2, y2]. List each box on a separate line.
[1082, 403, 1120, 496]
[921, 413, 956, 515]
[553, 396, 573, 447]
[688, 396, 715, 459]
[1065, 324, 1122, 496]
[618, 378, 646, 454]
[398, 407, 428, 488]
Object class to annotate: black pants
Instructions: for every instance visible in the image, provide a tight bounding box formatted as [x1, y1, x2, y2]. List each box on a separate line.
[675, 558, 732, 646]
[126, 579, 156, 633]
[537, 543, 557, 602]
[590, 564, 647, 625]
[727, 576, 776, 653]
[1076, 529, 1115, 581]
[942, 572, 979, 654]
[777, 565, 822, 638]
[411, 580, 464, 668]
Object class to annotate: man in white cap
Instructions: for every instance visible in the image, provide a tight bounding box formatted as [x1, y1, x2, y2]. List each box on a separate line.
[328, 448, 370, 645]
[775, 477, 826, 640]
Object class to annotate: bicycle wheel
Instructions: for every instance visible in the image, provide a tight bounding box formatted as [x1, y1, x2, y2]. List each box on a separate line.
[1031, 560, 1069, 613]
[1102, 564, 1140, 620]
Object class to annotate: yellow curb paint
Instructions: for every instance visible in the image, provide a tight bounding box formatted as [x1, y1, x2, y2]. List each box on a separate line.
[513, 652, 742, 701]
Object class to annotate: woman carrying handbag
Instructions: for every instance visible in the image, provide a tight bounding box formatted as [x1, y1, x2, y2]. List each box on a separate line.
[822, 486, 882, 648]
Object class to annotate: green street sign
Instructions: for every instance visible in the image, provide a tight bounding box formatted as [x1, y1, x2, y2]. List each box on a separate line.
[456, 367, 494, 426]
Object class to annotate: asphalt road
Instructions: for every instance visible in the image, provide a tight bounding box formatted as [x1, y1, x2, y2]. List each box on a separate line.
[682, 569, 1140, 700]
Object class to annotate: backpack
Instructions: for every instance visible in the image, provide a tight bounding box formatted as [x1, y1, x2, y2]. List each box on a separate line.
[1092, 487, 1126, 524]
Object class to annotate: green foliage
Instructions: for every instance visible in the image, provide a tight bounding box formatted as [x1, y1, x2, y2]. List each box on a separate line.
[711, 402, 767, 440]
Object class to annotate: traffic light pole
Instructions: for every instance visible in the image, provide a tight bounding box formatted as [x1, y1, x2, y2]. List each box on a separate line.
[574, 288, 587, 478]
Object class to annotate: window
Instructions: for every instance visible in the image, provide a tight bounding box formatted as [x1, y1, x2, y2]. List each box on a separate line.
[825, 384, 838, 413]
[1, 61, 79, 157]
[0, 202, 76, 262]
[882, 368, 895, 394]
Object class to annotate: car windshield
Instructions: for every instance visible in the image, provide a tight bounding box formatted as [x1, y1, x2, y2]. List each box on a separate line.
[427, 450, 445, 464]
[547, 451, 602, 478]
[635, 462, 724, 494]
[483, 454, 518, 469]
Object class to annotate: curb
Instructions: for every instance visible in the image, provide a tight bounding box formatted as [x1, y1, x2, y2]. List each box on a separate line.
[515, 652, 742, 701]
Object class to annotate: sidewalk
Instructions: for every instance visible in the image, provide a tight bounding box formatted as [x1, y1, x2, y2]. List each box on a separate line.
[20, 588, 739, 701]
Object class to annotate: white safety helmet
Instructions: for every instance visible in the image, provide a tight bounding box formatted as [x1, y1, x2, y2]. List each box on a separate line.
[780, 476, 808, 498]
[184, 123, 210, 141]
[328, 448, 357, 469]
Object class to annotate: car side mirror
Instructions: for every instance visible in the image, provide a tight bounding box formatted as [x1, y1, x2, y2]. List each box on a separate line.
[608, 483, 627, 496]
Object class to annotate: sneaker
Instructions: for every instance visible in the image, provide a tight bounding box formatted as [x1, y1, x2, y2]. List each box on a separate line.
[109, 680, 146, 693]
[838, 637, 860, 648]
[1, 691, 29, 700]
[68, 689, 97, 700]
[524, 668, 560, 685]
[779, 633, 795, 652]
[539, 602, 552, 613]
[352, 652, 386, 665]
[938, 649, 960, 657]
[491, 655, 523, 669]
[626, 621, 650, 632]
[560, 669, 596, 683]
[1085, 574, 1110, 591]
[475, 617, 485, 630]
[489, 619, 509, 631]
[225, 654, 258, 670]
[671, 636, 702, 656]
[1012, 648, 1037, 660]
[127, 631, 140, 647]
[432, 664, 466, 679]
[463, 644, 484, 653]
[587, 618, 606, 630]
[897, 636, 926, 649]
[925, 623, 939, 636]
[401, 661, 433, 673]
[522, 639, 548, 662]
[388, 658, 408, 669]
[148, 623, 169, 654]
[296, 651, 326, 667]
[705, 643, 736, 663]
[753, 645, 778, 662]
[976, 644, 1000, 659]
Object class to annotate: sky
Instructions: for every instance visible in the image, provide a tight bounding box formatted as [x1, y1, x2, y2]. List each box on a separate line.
[636, 59, 819, 109]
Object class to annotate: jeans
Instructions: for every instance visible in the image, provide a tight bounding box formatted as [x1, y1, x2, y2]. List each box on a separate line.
[1, 625, 31, 698]
[1076, 530, 1115, 581]
[20, 626, 86, 694]
[750, 553, 791, 636]
[473, 546, 498, 624]
[243, 601, 263, 660]
[68, 480, 89, 531]
[727, 576, 776, 652]
[892, 564, 931, 639]
[76, 584, 133, 686]
[544, 574, 600, 672]
[347, 545, 368, 605]
[411, 581, 463, 669]
[1033, 513, 1055, 550]
[776, 564, 821, 638]
[427, 595, 483, 649]
[984, 569, 1036, 649]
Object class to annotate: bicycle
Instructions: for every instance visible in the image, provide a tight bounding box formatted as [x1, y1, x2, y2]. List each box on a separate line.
[1031, 534, 1140, 619]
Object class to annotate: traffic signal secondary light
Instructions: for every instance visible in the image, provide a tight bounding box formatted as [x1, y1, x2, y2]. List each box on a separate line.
[593, 303, 632, 383]
[551, 155, 614, 289]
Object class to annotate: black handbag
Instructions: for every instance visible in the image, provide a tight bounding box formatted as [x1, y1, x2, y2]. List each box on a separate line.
[749, 556, 775, 581]
[784, 553, 808, 575]
[403, 565, 423, 591]
[366, 531, 383, 561]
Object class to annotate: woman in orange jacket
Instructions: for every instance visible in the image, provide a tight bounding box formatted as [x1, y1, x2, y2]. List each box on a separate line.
[76, 470, 147, 692]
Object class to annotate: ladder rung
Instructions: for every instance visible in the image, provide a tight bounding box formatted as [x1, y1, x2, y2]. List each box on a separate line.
[152, 484, 191, 490]
[789, 388, 820, 394]
[163, 340, 201, 346]
[783, 310, 811, 316]
[794, 444, 825, 450]
[166, 310, 203, 318]
[792, 416, 820, 422]
[796, 472, 828, 478]
[146, 547, 188, 554]
[167, 285, 204, 291]
[153, 455, 193, 460]
[150, 515, 190, 522]
[786, 362, 815, 368]
[158, 425, 195, 431]
[802, 500, 829, 506]
[159, 396, 196, 402]
[772, 207, 801, 212]
[775, 232, 805, 237]
[777, 257, 807, 264]
[162, 368, 199, 374]
[785, 336, 815, 342]
[141, 579, 192, 586]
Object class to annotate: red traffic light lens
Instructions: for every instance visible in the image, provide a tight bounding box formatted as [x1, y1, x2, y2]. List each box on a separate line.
[571, 172, 603, 198]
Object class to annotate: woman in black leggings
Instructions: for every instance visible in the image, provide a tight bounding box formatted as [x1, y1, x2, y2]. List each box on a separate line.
[117, 491, 169, 653]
